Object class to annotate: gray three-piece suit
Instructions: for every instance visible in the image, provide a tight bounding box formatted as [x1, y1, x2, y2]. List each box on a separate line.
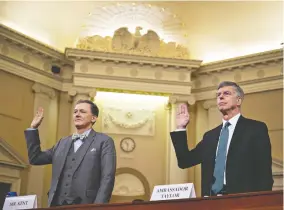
[24, 129, 116, 206]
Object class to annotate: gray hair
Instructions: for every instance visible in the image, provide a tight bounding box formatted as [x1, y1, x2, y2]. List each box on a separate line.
[218, 81, 244, 99]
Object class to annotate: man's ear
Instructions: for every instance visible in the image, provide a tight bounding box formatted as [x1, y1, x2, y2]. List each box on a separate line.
[237, 97, 242, 106]
[91, 116, 97, 123]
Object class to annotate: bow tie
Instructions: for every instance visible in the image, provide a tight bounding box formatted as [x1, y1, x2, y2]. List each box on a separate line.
[72, 133, 87, 141]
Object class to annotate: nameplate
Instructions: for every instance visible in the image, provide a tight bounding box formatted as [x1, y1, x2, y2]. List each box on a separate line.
[3, 195, 37, 210]
[150, 183, 196, 201]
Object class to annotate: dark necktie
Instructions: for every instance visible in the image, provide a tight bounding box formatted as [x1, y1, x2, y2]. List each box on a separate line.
[212, 121, 231, 194]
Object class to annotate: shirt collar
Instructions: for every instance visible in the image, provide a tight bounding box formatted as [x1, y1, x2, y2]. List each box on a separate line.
[75, 128, 92, 138]
[222, 113, 241, 128]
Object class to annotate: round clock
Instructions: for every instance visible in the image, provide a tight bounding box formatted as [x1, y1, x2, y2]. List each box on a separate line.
[120, 137, 136, 153]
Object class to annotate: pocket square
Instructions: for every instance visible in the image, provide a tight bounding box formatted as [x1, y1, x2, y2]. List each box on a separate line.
[90, 148, 96, 152]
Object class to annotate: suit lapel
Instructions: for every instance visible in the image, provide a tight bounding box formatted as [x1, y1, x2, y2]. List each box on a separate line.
[207, 116, 245, 186]
[210, 125, 222, 157]
[73, 129, 97, 172]
[57, 137, 73, 177]
[227, 115, 246, 156]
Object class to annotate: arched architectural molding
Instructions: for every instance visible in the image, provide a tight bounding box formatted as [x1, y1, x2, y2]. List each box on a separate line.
[111, 167, 151, 202]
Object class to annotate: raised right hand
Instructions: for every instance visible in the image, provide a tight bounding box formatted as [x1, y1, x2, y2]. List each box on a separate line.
[31, 107, 44, 129]
[176, 103, 190, 129]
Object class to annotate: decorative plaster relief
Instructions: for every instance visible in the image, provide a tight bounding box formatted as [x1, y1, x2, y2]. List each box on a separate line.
[212, 76, 220, 86]
[1, 44, 9, 55]
[105, 66, 114, 75]
[77, 26, 190, 59]
[154, 70, 163, 79]
[43, 62, 51, 71]
[67, 86, 97, 102]
[192, 54, 282, 95]
[80, 63, 89, 73]
[234, 71, 242, 82]
[203, 99, 217, 110]
[178, 72, 187, 81]
[65, 48, 201, 71]
[113, 173, 145, 196]
[22, 54, 30, 64]
[168, 94, 196, 105]
[102, 106, 155, 136]
[0, 24, 72, 66]
[32, 83, 56, 99]
[196, 49, 282, 75]
[130, 68, 138, 77]
[192, 50, 282, 95]
[187, 95, 196, 105]
[257, 69, 265, 78]
[194, 79, 202, 88]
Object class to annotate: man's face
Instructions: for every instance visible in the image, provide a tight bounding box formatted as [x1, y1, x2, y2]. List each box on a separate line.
[216, 86, 242, 112]
[73, 103, 97, 129]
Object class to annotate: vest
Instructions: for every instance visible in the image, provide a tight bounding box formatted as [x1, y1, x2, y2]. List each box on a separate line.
[53, 142, 82, 205]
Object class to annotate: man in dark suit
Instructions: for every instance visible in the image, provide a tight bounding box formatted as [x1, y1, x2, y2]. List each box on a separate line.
[171, 81, 273, 196]
[24, 99, 116, 206]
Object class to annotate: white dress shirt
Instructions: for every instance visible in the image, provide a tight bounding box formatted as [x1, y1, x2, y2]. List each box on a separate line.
[174, 113, 241, 184]
[73, 129, 92, 152]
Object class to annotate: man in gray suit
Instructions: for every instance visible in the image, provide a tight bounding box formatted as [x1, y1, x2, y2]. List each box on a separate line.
[24, 99, 116, 206]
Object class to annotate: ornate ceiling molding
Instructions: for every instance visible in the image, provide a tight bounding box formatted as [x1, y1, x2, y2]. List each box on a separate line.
[194, 76, 283, 101]
[0, 24, 72, 66]
[0, 55, 64, 90]
[65, 48, 198, 95]
[65, 48, 202, 70]
[73, 76, 192, 96]
[195, 49, 283, 75]
[193, 75, 283, 94]
[192, 49, 283, 101]
[0, 24, 282, 100]
[73, 72, 192, 86]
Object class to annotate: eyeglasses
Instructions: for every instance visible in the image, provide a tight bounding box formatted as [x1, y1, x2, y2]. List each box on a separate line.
[216, 91, 233, 98]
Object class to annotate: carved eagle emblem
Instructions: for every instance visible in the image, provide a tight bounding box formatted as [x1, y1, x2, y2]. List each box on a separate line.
[112, 26, 160, 55]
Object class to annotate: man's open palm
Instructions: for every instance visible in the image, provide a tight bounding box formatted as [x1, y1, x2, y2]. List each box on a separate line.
[176, 103, 190, 129]
[31, 107, 44, 129]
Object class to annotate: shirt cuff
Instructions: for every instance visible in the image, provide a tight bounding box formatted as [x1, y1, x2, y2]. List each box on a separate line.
[27, 128, 37, 130]
[173, 128, 186, 132]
